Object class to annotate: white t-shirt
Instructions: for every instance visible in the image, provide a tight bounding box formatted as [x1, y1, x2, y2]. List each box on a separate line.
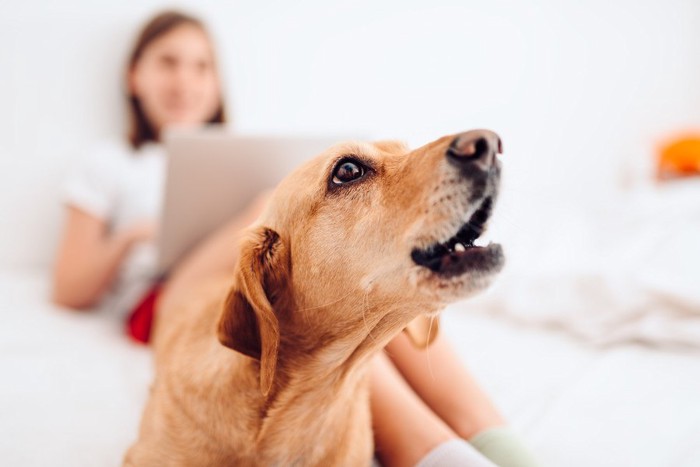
[62, 139, 165, 316]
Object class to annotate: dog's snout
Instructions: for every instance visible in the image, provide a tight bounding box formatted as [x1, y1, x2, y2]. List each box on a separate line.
[446, 130, 502, 170]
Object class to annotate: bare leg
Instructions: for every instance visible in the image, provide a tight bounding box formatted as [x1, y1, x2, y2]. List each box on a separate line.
[370, 352, 457, 467]
[385, 331, 506, 440]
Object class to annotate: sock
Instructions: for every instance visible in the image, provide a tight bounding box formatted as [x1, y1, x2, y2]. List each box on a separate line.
[469, 427, 539, 467]
[415, 438, 497, 467]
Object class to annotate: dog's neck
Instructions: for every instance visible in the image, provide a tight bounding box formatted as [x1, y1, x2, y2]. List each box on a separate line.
[248, 302, 417, 463]
[281, 299, 415, 377]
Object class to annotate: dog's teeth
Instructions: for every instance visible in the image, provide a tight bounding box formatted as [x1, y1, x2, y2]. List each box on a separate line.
[474, 237, 488, 247]
[454, 242, 466, 252]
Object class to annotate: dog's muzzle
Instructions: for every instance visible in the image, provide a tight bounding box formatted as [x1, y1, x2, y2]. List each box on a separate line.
[411, 129, 504, 278]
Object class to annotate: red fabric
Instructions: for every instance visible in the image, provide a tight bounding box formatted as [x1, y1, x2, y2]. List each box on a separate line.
[126, 283, 162, 344]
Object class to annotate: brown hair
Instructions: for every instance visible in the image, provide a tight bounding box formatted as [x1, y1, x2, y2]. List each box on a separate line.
[126, 10, 227, 149]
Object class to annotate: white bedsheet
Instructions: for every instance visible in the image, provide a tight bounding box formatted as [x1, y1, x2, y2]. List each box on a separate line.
[0, 270, 152, 466]
[479, 179, 700, 349]
[2, 269, 699, 466]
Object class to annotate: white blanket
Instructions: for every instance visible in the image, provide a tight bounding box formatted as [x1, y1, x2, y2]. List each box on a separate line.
[474, 179, 700, 349]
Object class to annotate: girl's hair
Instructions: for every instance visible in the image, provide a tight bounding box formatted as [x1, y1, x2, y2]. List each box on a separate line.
[126, 10, 227, 149]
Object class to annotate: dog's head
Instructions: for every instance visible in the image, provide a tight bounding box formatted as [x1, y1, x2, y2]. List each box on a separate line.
[218, 130, 504, 394]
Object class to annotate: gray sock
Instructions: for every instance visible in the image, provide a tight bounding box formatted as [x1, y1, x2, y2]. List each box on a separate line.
[469, 427, 539, 467]
[415, 438, 497, 467]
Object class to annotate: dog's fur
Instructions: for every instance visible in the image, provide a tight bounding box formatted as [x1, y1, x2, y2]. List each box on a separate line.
[124, 131, 504, 466]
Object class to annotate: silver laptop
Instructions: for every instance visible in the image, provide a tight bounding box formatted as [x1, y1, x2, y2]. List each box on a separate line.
[158, 128, 350, 274]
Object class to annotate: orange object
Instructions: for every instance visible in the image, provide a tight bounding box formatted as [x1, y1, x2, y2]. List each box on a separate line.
[658, 134, 700, 178]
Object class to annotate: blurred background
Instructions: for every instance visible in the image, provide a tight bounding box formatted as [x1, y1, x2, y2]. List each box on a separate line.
[2, 0, 699, 268]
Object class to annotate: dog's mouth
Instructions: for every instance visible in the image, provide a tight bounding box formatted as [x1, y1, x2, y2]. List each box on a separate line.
[411, 196, 503, 278]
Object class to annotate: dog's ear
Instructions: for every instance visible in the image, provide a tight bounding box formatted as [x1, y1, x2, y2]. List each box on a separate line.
[403, 315, 440, 349]
[217, 227, 289, 396]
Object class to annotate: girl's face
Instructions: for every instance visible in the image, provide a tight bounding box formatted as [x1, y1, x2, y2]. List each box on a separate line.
[129, 24, 221, 133]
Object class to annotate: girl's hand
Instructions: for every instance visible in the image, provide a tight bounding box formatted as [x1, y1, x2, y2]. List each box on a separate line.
[53, 209, 157, 309]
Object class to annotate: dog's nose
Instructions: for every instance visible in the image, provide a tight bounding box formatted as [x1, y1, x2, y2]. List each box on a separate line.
[446, 130, 502, 171]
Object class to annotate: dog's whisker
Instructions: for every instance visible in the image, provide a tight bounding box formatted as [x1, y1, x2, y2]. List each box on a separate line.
[425, 315, 437, 382]
[362, 290, 379, 346]
[296, 288, 358, 314]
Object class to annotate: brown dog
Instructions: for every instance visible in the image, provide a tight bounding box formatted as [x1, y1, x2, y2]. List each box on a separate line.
[124, 130, 504, 466]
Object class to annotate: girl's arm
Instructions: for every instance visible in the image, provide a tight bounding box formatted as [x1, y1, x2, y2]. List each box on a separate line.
[52, 206, 155, 309]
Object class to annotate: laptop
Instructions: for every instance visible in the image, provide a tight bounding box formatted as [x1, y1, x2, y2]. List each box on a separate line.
[157, 128, 352, 274]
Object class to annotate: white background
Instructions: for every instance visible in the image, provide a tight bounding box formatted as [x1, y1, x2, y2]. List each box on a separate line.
[1, 0, 699, 268]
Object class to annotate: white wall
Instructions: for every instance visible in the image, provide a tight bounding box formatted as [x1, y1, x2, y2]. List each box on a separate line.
[1, 0, 700, 268]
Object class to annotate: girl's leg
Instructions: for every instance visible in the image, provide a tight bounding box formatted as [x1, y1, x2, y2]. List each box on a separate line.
[371, 351, 454, 466]
[379, 336, 540, 467]
[370, 352, 484, 467]
[385, 331, 506, 440]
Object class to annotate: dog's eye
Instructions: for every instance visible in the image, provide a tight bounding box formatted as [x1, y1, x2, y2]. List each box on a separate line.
[332, 159, 365, 185]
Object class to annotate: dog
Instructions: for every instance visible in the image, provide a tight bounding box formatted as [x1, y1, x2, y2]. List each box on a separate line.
[124, 129, 504, 466]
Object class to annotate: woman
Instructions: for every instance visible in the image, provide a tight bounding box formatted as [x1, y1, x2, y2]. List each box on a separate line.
[53, 10, 225, 321]
[52, 10, 536, 467]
